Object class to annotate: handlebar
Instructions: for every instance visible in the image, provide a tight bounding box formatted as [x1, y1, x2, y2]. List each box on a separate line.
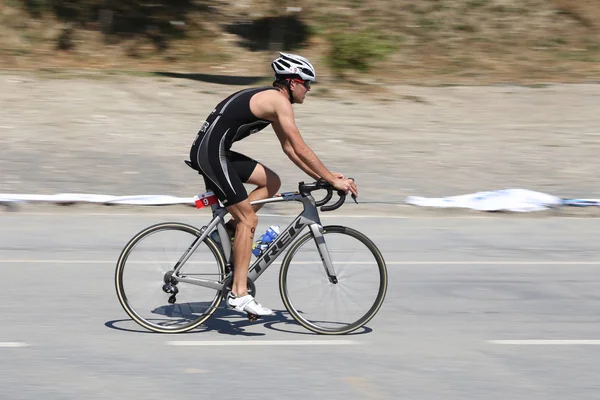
[298, 179, 358, 212]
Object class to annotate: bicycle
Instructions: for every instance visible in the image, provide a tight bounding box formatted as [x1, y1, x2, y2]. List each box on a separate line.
[115, 179, 388, 335]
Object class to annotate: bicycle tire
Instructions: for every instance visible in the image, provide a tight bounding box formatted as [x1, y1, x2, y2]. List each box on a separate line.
[279, 225, 388, 335]
[115, 222, 226, 333]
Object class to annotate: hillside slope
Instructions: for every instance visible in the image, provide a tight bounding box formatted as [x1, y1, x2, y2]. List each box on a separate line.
[0, 0, 598, 84]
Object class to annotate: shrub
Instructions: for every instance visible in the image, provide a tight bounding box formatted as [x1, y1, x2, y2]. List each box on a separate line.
[327, 29, 396, 73]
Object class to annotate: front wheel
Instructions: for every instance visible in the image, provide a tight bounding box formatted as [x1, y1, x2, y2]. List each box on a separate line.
[115, 222, 226, 333]
[279, 225, 388, 335]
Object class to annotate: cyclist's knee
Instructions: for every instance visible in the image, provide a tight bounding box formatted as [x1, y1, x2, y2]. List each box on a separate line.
[234, 205, 258, 232]
[241, 212, 258, 229]
[237, 218, 258, 240]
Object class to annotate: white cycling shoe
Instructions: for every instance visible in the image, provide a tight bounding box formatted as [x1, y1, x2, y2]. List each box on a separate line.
[226, 293, 274, 316]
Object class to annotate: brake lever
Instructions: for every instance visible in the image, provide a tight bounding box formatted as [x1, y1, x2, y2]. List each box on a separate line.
[346, 177, 358, 204]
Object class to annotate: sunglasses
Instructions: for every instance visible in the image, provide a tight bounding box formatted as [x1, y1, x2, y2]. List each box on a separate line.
[292, 79, 311, 90]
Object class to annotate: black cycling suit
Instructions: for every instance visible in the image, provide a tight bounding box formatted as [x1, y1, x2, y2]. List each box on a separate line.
[190, 87, 279, 206]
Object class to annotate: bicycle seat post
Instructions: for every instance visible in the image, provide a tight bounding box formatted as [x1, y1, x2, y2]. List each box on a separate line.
[210, 202, 220, 218]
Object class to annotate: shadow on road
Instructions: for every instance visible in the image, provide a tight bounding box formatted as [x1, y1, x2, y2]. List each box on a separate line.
[154, 72, 267, 86]
[105, 306, 372, 336]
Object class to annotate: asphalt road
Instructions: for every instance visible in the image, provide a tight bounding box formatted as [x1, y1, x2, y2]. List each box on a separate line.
[1, 209, 599, 400]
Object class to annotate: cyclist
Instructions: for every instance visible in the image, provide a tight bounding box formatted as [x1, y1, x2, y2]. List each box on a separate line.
[189, 52, 358, 317]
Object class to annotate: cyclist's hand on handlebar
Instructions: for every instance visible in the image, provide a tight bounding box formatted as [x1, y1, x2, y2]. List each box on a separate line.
[331, 177, 358, 198]
[332, 172, 345, 179]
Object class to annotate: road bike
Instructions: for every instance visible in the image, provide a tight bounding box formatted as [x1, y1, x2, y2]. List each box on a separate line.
[115, 179, 388, 335]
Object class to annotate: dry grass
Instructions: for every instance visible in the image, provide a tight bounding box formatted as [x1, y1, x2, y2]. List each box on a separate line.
[552, 0, 600, 30]
[0, 0, 599, 85]
[306, 0, 600, 84]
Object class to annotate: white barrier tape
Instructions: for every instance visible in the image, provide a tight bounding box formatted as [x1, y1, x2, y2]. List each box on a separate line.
[0, 194, 195, 206]
[406, 189, 600, 212]
[1, 190, 599, 211]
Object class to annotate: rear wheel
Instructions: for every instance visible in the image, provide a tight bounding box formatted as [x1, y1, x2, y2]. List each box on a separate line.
[115, 222, 226, 333]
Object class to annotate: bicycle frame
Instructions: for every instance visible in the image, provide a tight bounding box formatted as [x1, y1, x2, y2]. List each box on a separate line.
[172, 191, 337, 290]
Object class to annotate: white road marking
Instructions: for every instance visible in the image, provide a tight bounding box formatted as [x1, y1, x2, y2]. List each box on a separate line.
[166, 340, 360, 346]
[0, 260, 597, 265]
[489, 340, 600, 345]
[183, 368, 209, 374]
[0, 342, 28, 348]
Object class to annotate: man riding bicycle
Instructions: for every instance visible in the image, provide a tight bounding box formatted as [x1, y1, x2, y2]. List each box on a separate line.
[189, 52, 358, 317]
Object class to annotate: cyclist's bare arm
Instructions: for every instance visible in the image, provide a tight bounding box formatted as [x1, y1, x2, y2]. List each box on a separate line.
[274, 127, 320, 181]
[271, 100, 358, 197]
[272, 141, 344, 181]
[275, 129, 348, 182]
[250, 90, 357, 196]
[271, 104, 336, 183]
[250, 91, 319, 179]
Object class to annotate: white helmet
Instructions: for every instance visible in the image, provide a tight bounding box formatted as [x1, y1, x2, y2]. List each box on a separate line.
[271, 52, 316, 82]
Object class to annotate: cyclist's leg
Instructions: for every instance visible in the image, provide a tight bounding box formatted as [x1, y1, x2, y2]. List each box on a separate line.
[219, 153, 281, 289]
[191, 135, 251, 240]
[192, 145, 272, 315]
[225, 199, 273, 315]
[225, 199, 257, 297]
[226, 152, 281, 230]
[246, 163, 281, 212]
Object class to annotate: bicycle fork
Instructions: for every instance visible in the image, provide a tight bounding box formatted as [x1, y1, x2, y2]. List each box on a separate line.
[309, 224, 338, 284]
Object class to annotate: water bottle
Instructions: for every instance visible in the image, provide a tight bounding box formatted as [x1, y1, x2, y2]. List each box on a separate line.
[252, 225, 280, 257]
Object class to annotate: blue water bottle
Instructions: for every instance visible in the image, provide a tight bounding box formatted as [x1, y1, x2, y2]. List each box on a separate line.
[252, 225, 280, 257]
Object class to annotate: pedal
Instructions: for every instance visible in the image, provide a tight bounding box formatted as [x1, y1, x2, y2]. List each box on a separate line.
[247, 313, 259, 322]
